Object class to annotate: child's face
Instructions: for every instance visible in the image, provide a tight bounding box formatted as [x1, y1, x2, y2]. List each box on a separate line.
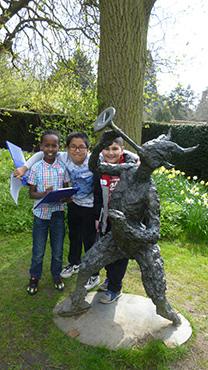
[102, 142, 124, 164]
[66, 137, 89, 165]
[40, 134, 60, 164]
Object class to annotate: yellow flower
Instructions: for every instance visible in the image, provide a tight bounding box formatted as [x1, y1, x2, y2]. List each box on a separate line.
[187, 176, 191, 180]
[168, 174, 175, 179]
[181, 172, 185, 176]
[160, 166, 166, 172]
[181, 190, 185, 194]
[200, 180, 205, 185]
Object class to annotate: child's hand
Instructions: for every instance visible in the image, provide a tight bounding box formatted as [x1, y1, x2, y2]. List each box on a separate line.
[45, 186, 53, 194]
[100, 130, 119, 146]
[95, 220, 100, 231]
[136, 157, 141, 166]
[60, 196, 73, 203]
[14, 165, 28, 180]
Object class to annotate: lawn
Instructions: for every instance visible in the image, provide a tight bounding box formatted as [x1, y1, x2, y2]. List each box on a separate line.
[0, 232, 207, 370]
[0, 148, 207, 369]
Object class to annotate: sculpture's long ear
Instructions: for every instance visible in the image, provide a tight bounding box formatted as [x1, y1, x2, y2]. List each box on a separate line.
[158, 128, 172, 142]
[171, 143, 199, 155]
[166, 128, 172, 140]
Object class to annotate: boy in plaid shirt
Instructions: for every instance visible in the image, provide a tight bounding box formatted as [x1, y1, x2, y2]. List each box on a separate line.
[27, 130, 70, 295]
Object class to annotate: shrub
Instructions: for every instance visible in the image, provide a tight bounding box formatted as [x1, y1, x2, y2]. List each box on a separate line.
[153, 166, 208, 246]
[0, 149, 34, 233]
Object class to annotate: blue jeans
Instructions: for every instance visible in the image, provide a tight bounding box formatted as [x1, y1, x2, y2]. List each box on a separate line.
[30, 211, 65, 280]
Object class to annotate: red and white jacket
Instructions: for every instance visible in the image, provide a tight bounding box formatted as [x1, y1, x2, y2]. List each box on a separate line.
[93, 153, 137, 234]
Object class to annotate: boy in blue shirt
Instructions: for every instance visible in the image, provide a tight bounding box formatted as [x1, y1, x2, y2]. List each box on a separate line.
[27, 130, 70, 295]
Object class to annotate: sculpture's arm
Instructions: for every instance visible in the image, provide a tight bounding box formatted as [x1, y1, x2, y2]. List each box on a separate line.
[109, 210, 159, 246]
[144, 183, 161, 235]
[88, 141, 103, 174]
[109, 180, 161, 247]
[98, 162, 135, 176]
[141, 182, 161, 243]
[89, 129, 134, 175]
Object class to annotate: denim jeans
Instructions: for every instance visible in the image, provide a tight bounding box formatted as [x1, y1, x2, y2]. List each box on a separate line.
[30, 211, 65, 280]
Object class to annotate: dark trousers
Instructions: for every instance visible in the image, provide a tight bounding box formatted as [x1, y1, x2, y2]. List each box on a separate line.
[102, 221, 128, 293]
[106, 257, 128, 293]
[67, 202, 98, 276]
[30, 211, 65, 279]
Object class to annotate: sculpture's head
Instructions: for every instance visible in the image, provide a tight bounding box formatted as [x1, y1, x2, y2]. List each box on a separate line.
[136, 129, 198, 171]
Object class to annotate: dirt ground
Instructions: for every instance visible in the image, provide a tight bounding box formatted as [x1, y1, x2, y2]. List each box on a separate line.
[169, 332, 208, 370]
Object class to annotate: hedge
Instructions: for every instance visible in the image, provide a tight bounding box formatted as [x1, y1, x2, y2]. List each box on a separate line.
[1, 109, 208, 180]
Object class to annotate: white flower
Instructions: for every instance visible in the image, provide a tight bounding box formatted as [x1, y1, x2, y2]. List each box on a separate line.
[185, 197, 194, 204]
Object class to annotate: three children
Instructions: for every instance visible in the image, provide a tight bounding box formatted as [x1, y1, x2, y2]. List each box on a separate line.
[15, 130, 138, 300]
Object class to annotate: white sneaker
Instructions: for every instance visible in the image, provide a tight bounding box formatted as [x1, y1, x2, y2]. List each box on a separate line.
[85, 276, 100, 291]
[61, 264, 80, 278]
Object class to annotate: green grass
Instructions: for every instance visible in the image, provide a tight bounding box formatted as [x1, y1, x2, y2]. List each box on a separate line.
[0, 148, 208, 369]
[0, 232, 207, 370]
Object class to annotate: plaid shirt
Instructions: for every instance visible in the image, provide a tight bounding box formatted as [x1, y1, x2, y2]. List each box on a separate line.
[28, 158, 70, 219]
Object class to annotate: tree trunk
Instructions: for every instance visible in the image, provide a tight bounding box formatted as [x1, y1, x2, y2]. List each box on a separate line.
[98, 0, 156, 147]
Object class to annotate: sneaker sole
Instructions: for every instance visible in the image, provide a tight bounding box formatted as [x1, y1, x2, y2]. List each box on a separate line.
[100, 292, 122, 304]
[55, 285, 64, 291]
[27, 288, 38, 295]
[85, 279, 100, 291]
[98, 285, 108, 292]
[61, 268, 79, 278]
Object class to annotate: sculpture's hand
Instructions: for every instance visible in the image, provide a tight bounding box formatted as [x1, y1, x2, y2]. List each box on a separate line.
[108, 209, 125, 221]
[100, 130, 119, 147]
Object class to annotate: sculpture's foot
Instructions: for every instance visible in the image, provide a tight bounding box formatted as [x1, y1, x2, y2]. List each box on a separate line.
[156, 300, 182, 326]
[58, 301, 91, 317]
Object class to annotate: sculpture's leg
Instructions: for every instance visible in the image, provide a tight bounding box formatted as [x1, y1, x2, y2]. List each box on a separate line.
[59, 232, 121, 316]
[135, 243, 181, 326]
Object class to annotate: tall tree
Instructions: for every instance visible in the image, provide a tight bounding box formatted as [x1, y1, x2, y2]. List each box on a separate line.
[196, 88, 208, 122]
[166, 84, 196, 120]
[98, 0, 156, 145]
[0, 0, 99, 58]
[143, 50, 159, 120]
[54, 49, 96, 90]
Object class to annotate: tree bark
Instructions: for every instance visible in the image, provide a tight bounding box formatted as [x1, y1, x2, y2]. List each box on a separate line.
[98, 0, 156, 146]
